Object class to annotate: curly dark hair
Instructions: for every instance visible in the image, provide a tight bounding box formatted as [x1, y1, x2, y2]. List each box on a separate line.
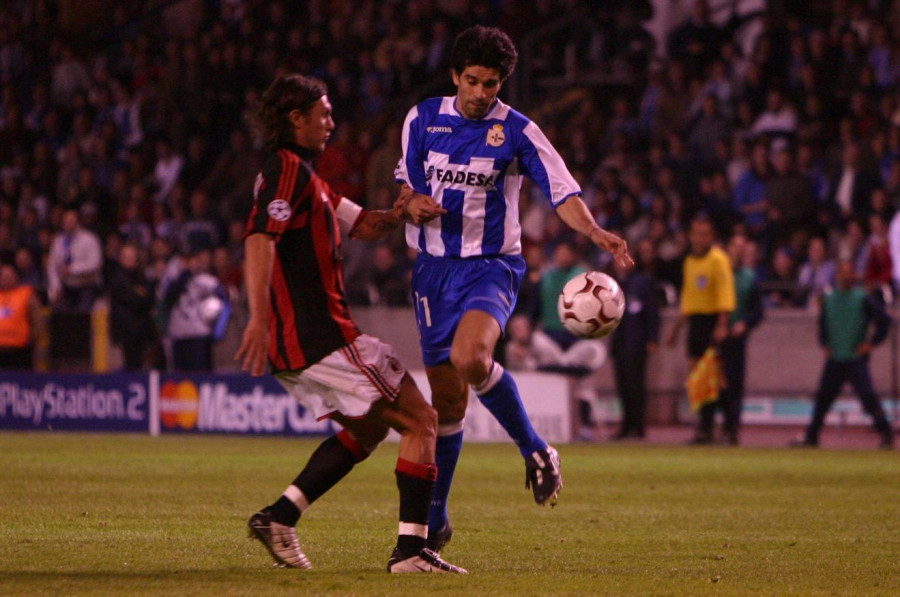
[252, 74, 327, 151]
[450, 25, 518, 81]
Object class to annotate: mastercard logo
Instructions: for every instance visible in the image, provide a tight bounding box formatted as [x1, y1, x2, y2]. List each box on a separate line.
[160, 380, 199, 430]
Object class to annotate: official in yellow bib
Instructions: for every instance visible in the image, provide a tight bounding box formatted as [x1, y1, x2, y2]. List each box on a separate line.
[666, 214, 735, 444]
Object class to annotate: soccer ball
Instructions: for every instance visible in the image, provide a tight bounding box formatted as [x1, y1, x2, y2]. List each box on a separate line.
[557, 271, 625, 338]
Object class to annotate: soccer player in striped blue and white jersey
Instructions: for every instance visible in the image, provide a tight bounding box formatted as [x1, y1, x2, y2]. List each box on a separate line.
[394, 25, 633, 552]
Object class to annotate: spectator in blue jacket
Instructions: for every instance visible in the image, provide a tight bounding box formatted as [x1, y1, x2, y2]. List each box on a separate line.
[733, 143, 770, 238]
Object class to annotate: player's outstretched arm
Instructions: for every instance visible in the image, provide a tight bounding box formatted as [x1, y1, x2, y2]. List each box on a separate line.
[339, 187, 441, 241]
[555, 195, 634, 269]
[236, 233, 275, 376]
[349, 210, 403, 241]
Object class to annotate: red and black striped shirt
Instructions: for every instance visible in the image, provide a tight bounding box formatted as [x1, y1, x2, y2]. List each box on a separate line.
[245, 143, 360, 372]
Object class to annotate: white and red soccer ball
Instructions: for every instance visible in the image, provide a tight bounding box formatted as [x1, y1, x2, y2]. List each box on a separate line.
[557, 271, 625, 338]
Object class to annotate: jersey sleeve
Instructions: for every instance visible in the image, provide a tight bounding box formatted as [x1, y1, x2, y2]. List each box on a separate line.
[332, 194, 365, 234]
[517, 120, 581, 207]
[395, 104, 429, 194]
[245, 152, 310, 239]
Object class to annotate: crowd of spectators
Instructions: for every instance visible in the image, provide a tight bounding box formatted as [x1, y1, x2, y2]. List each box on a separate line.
[514, 0, 900, 316]
[0, 0, 899, 371]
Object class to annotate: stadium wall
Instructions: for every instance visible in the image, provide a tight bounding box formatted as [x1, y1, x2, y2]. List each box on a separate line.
[2, 308, 896, 437]
[0, 370, 574, 442]
[352, 306, 899, 427]
[352, 307, 897, 396]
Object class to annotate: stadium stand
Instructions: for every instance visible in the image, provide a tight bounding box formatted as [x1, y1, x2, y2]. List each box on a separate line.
[0, 0, 898, 379]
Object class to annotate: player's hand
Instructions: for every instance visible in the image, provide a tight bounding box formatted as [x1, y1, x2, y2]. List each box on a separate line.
[405, 192, 447, 224]
[395, 183, 447, 224]
[392, 185, 415, 220]
[235, 320, 269, 376]
[646, 341, 658, 354]
[856, 342, 873, 357]
[731, 321, 747, 338]
[589, 228, 634, 269]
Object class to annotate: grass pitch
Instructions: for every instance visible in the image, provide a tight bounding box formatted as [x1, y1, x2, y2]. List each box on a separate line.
[1, 433, 898, 596]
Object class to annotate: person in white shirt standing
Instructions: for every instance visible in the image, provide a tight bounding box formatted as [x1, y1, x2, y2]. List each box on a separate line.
[46, 208, 102, 311]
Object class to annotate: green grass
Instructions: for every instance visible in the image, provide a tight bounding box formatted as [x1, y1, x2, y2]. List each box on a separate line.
[1, 433, 898, 596]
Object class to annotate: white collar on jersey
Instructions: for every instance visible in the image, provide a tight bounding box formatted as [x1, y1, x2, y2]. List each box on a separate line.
[441, 96, 508, 121]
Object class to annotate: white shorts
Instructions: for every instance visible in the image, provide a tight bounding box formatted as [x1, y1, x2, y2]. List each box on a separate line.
[275, 334, 406, 421]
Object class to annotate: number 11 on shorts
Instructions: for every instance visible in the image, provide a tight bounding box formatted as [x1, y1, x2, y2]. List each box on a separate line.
[415, 292, 432, 327]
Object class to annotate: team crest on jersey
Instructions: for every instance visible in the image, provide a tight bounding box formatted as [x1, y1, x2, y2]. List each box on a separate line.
[486, 123, 505, 147]
[267, 199, 292, 222]
[253, 172, 265, 201]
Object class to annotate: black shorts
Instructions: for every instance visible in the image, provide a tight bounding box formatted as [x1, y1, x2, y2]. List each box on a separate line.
[687, 314, 718, 359]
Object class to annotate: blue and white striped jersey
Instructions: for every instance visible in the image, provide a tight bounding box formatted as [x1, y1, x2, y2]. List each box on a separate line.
[395, 96, 581, 258]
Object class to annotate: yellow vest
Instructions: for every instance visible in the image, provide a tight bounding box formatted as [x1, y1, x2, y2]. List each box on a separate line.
[0, 285, 33, 348]
[680, 247, 736, 315]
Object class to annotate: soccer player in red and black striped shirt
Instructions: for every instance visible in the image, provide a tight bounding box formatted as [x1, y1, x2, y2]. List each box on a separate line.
[236, 74, 462, 573]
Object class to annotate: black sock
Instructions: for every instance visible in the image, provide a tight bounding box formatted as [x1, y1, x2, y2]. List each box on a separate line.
[395, 458, 437, 557]
[268, 433, 366, 526]
[294, 434, 365, 502]
[268, 495, 301, 526]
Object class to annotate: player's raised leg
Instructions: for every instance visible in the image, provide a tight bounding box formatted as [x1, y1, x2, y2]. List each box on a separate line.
[451, 310, 562, 506]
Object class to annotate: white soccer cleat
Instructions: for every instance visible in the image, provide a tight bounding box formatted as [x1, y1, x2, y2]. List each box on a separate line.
[247, 510, 313, 569]
[387, 548, 468, 574]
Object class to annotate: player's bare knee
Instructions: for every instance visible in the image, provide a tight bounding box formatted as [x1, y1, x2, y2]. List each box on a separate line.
[340, 418, 389, 450]
[402, 402, 436, 443]
[449, 348, 491, 386]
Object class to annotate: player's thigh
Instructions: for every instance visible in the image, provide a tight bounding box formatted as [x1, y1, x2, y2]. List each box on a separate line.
[411, 260, 463, 367]
[450, 309, 502, 367]
[426, 362, 469, 423]
[451, 257, 524, 359]
[379, 373, 437, 433]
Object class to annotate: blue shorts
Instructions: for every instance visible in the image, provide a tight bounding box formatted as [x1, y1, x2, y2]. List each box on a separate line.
[411, 253, 526, 367]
